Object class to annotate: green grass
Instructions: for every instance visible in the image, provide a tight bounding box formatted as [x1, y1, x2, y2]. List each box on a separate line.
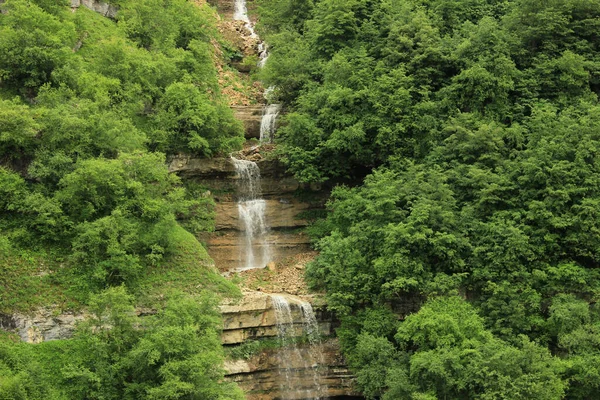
[135, 224, 241, 307]
[0, 238, 81, 314]
[0, 222, 238, 314]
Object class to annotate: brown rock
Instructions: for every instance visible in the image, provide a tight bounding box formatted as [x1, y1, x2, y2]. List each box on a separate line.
[221, 292, 358, 399]
[214, 199, 310, 230]
[233, 105, 264, 139]
[200, 231, 311, 273]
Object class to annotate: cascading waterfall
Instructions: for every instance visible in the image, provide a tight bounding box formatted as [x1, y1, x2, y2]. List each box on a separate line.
[233, 0, 270, 68]
[233, 0, 280, 142]
[258, 42, 270, 69]
[260, 103, 282, 143]
[233, 0, 257, 38]
[272, 295, 328, 400]
[231, 157, 271, 272]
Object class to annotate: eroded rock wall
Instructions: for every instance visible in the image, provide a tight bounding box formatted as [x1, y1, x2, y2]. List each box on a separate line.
[1, 310, 85, 343]
[221, 291, 359, 399]
[71, 0, 118, 18]
[225, 340, 356, 400]
[169, 154, 324, 273]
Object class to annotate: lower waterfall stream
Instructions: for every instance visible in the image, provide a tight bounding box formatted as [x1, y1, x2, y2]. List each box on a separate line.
[272, 295, 328, 400]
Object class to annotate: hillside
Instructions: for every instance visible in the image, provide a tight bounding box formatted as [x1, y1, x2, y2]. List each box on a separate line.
[3, 0, 600, 399]
[257, 0, 600, 398]
[0, 0, 246, 398]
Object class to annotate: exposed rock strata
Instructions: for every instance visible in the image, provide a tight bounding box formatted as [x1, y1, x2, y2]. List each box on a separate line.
[1, 310, 85, 343]
[71, 0, 118, 18]
[169, 154, 323, 272]
[233, 105, 264, 139]
[200, 231, 311, 274]
[225, 340, 357, 400]
[214, 200, 309, 230]
[221, 291, 332, 344]
[168, 155, 302, 197]
[221, 291, 359, 399]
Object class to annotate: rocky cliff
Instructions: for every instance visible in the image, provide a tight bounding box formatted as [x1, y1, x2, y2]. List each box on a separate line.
[0, 310, 84, 343]
[167, 151, 360, 398]
[221, 291, 359, 400]
[70, 0, 118, 18]
[169, 154, 324, 273]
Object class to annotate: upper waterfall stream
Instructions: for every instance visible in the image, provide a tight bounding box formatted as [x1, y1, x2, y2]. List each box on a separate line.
[233, 0, 281, 142]
[260, 104, 282, 143]
[233, 0, 270, 67]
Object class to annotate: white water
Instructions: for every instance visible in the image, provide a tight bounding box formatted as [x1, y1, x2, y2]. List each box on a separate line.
[258, 42, 270, 68]
[260, 104, 282, 143]
[233, 0, 270, 68]
[233, 0, 257, 38]
[272, 295, 327, 400]
[231, 157, 271, 271]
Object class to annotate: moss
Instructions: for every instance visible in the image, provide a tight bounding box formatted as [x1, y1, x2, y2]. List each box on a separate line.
[134, 224, 241, 307]
[0, 238, 81, 314]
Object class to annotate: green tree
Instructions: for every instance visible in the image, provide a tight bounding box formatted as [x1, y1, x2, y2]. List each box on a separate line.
[0, 0, 74, 91]
[63, 288, 243, 400]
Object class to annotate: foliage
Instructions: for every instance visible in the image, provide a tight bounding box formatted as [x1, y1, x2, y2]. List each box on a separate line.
[261, 0, 600, 182]
[260, 0, 600, 397]
[0, 333, 67, 400]
[0, 1, 242, 395]
[0, 289, 244, 400]
[61, 288, 244, 400]
[0, 0, 242, 296]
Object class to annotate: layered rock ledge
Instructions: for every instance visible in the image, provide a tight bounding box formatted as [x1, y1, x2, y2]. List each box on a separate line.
[221, 291, 359, 400]
[169, 155, 325, 273]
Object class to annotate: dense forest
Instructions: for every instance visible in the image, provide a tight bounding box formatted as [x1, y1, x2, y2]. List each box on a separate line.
[257, 0, 600, 398]
[0, 0, 244, 398]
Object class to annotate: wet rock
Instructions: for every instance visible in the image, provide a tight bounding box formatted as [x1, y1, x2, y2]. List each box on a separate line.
[221, 291, 359, 399]
[214, 198, 309, 230]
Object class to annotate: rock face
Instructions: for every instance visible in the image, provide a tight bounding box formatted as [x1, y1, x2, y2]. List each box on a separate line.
[225, 340, 357, 400]
[169, 155, 302, 197]
[169, 154, 325, 273]
[221, 291, 359, 399]
[233, 106, 264, 139]
[0, 310, 84, 343]
[200, 230, 312, 275]
[208, 0, 257, 21]
[71, 0, 118, 18]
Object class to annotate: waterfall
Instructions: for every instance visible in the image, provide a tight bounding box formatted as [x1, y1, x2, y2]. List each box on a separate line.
[272, 295, 328, 400]
[233, 0, 257, 38]
[231, 157, 271, 272]
[260, 104, 282, 143]
[258, 42, 270, 68]
[233, 0, 271, 68]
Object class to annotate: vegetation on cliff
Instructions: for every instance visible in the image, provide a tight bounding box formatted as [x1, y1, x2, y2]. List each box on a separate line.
[259, 0, 600, 398]
[0, 0, 245, 398]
